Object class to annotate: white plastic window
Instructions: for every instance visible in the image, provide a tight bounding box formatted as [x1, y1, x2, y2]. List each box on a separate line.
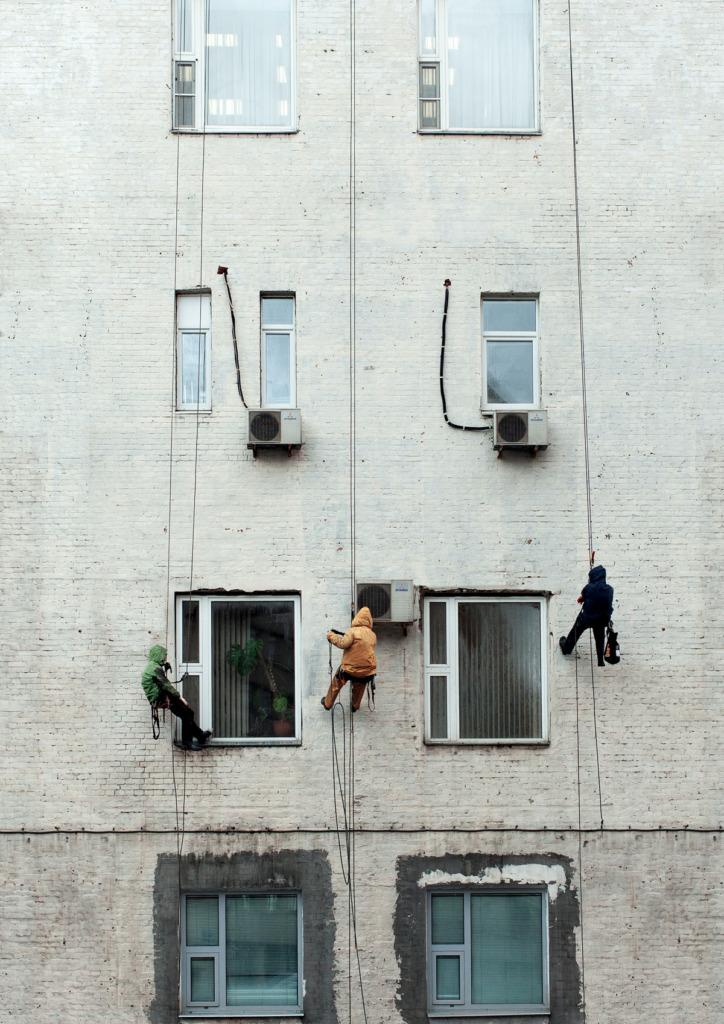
[418, 0, 538, 133]
[177, 292, 211, 412]
[173, 0, 295, 132]
[176, 594, 301, 744]
[427, 889, 549, 1015]
[261, 295, 295, 408]
[482, 297, 538, 410]
[424, 596, 547, 743]
[182, 893, 303, 1016]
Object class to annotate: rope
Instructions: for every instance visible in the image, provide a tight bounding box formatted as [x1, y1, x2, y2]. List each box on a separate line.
[573, 651, 587, 1017]
[349, 0, 357, 615]
[440, 282, 491, 431]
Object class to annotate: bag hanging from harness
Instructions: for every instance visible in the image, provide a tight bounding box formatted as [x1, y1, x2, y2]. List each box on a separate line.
[604, 621, 620, 665]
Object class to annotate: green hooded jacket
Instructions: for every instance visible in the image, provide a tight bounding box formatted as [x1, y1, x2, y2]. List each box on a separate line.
[142, 645, 180, 704]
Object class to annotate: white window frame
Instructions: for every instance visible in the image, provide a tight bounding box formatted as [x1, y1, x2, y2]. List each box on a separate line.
[176, 291, 212, 413]
[424, 595, 548, 744]
[181, 892, 304, 1017]
[427, 888, 549, 1017]
[481, 296, 539, 412]
[176, 593, 302, 745]
[173, 0, 297, 133]
[417, 0, 539, 134]
[261, 294, 296, 408]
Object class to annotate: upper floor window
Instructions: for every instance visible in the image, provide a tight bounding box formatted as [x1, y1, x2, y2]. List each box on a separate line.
[482, 297, 538, 409]
[177, 594, 301, 743]
[427, 889, 548, 1015]
[424, 595, 547, 743]
[174, 0, 295, 132]
[177, 292, 211, 411]
[182, 892, 303, 1016]
[418, 0, 538, 133]
[261, 294, 296, 407]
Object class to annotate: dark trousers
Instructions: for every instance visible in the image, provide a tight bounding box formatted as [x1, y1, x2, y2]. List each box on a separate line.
[561, 613, 607, 666]
[323, 668, 373, 711]
[168, 694, 206, 745]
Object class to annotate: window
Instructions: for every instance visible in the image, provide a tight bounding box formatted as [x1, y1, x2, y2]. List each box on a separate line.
[182, 893, 303, 1016]
[418, 0, 537, 133]
[176, 594, 301, 743]
[427, 889, 548, 1015]
[173, 0, 295, 131]
[177, 292, 211, 411]
[261, 295, 295, 407]
[482, 297, 538, 409]
[424, 596, 547, 742]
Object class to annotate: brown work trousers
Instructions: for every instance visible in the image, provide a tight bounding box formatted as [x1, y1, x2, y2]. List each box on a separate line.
[323, 668, 372, 711]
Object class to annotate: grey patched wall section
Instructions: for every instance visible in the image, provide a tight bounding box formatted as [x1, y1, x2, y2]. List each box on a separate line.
[393, 853, 581, 1024]
[150, 848, 336, 1024]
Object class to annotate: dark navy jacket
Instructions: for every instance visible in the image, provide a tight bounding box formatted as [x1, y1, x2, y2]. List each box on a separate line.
[580, 565, 614, 623]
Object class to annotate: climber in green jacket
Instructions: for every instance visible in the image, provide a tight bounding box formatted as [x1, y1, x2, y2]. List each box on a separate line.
[142, 645, 211, 750]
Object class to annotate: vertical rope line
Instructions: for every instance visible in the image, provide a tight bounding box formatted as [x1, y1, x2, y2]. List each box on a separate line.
[166, 133, 181, 650]
[588, 635, 604, 829]
[567, 0, 593, 558]
[349, 0, 357, 614]
[574, 652, 587, 1019]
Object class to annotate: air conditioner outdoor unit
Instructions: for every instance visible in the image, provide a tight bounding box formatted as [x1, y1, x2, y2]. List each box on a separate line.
[247, 408, 302, 450]
[493, 410, 548, 451]
[356, 581, 415, 623]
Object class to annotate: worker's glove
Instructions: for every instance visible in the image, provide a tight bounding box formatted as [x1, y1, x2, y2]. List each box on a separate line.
[577, 596, 584, 604]
[163, 661, 172, 672]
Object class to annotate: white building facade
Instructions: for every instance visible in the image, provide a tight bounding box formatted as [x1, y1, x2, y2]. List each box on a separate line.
[1, 1, 722, 1022]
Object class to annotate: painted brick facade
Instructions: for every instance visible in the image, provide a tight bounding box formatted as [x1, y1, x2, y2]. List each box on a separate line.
[1, 1, 722, 1022]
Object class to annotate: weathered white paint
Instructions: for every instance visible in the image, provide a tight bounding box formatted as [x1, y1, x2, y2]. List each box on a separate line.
[418, 864, 569, 900]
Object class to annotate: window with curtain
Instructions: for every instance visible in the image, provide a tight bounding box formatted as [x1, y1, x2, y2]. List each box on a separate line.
[176, 594, 300, 743]
[261, 294, 295, 407]
[428, 889, 548, 1014]
[483, 297, 538, 409]
[177, 292, 212, 411]
[173, 0, 295, 131]
[424, 595, 546, 742]
[182, 893, 302, 1015]
[418, 0, 537, 132]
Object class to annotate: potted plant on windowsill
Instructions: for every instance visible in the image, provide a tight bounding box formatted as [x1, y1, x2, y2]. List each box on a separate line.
[226, 638, 295, 738]
[271, 693, 295, 737]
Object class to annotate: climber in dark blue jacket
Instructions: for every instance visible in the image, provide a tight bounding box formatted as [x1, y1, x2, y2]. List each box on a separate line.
[559, 565, 614, 667]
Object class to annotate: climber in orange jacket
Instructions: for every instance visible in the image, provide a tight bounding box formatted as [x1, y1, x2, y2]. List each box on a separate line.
[322, 607, 377, 712]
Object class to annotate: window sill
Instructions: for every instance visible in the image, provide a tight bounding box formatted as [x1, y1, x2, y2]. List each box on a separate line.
[180, 1013, 303, 1020]
[424, 738, 550, 747]
[203, 739, 302, 748]
[176, 408, 213, 415]
[418, 129, 541, 137]
[428, 1013, 549, 1021]
[171, 128, 300, 136]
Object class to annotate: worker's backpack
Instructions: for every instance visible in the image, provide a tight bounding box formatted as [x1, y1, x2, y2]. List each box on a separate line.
[604, 622, 620, 665]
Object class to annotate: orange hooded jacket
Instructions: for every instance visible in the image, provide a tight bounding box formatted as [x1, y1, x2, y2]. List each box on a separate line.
[327, 607, 377, 677]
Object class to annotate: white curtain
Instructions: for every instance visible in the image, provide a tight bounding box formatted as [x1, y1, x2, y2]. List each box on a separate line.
[206, 0, 292, 127]
[448, 0, 535, 131]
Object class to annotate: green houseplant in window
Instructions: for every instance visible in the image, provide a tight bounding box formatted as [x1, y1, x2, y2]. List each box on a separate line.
[226, 638, 295, 737]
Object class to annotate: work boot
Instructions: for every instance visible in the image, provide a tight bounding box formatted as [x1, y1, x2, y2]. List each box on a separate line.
[174, 739, 192, 751]
[559, 637, 567, 653]
[199, 730, 212, 745]
[321, 697, 329, 710]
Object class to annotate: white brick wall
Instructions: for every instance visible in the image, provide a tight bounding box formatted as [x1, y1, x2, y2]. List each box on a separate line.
[1, 0, 722, 1020]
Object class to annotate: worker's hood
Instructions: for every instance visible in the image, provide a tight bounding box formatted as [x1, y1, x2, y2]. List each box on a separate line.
[148, 645, 167, 664]
[352, 607, 373, 629]
[588, 565, 607, 584]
